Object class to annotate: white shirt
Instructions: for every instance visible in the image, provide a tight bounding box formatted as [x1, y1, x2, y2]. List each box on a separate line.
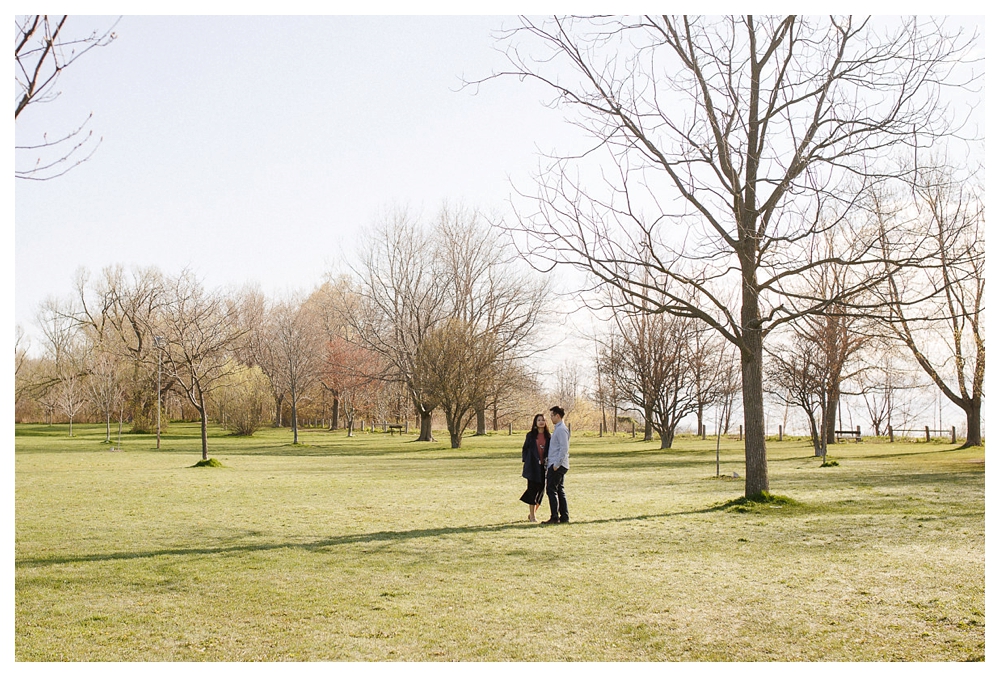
[548, 421, 569, 470]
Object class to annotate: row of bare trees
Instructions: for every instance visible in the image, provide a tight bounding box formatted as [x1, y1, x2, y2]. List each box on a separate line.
[485, 15, 983, 498]
[15, 206, 555, 456]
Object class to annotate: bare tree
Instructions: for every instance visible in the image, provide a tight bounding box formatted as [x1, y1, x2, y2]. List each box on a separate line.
[349, 208, 449, 441]
[86, 344, 126, 443]
[599, 307, 701, 448]
[268, 295, 324, 444]
[876, 161, 984, 446]
[233, 285, 290, 428]
[157, 272, 246, 460]
[432, 204, 549, 436]
[488, 15, 978, 497]
[855, 344, 923, 437]
[322, 334, 383, 437]
[766, 334, 832, 457]
[415, 318, 501, 448]
[35, 296, 88, 434]
[55, 355, 87, 437]
[71, 265, 168, 433]
[15, 15, 118, 180]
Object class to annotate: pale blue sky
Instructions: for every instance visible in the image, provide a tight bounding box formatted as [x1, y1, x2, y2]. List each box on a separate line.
[15, 13, 584, 341]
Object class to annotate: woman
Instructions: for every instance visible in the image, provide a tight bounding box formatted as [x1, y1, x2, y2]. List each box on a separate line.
[520, 413, 550, 522]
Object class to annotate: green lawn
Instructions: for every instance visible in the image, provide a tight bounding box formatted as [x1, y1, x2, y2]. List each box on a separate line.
[15, 422, 985, 661]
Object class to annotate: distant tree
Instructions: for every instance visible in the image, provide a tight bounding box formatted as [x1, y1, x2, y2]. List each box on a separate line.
[234, 285, 288, 428]
[86, 345, 126, 443]
[55, 357, 87, 437]
[766, 335, 831, 457]
[322, 334, 382, 437]
[222, 365, 272, 437]
[269, 296, 324, 444]
[157, 272, 246, 460]
[855, 345, 924, 437]
[432, 204, 548, 436]
[875, 162, 985, 447]
[599, 306, 701, 448]
[350, 208, 448, 441]
[71, 265, 168, 434]
[415, 318, 503, 448]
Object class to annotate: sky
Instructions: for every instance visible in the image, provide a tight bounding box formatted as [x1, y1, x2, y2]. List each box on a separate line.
[11, 9, 988, 434]
[15, 14, 586, 342]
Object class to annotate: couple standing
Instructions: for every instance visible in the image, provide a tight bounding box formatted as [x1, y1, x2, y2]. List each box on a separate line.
[519, 406, 569, 524]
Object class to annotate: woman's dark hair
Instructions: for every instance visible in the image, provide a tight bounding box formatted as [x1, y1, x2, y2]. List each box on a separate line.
[530, 413, 550, 437]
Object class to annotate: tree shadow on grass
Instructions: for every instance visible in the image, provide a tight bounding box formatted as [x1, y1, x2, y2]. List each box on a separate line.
[15, 508, 716, 569]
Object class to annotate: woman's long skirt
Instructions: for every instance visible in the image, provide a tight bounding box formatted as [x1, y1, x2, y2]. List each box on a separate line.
[519, 479, 545, 505]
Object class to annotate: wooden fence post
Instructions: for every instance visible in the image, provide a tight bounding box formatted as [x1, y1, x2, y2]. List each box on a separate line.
[778, 425, 783, 441]
[405, 420, 409, 434]
[888, 425, 894, 443]
[951, 426, 956, 444]
[508, 422, 512, 435]
[631, 422, 635, 438]
[739, 425, 743, 441]
[925, 426, 931, 442]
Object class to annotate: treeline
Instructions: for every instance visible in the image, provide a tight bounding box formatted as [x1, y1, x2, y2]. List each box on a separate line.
[15, 206, 557, 458]
[16, 178, 984, 458]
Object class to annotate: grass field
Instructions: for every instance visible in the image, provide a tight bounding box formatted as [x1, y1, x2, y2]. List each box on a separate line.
[14, 422, 985, 661]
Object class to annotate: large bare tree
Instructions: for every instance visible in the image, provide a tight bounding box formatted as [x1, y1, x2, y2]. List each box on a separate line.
[432, 204, 548, 436]
[489, 15, 979, 497]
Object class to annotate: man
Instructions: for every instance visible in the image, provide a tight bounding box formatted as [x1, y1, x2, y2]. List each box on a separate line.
[543, 405, 569, 524]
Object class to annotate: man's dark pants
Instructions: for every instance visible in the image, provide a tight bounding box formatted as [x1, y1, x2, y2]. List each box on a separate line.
[546, 466, 568, 522]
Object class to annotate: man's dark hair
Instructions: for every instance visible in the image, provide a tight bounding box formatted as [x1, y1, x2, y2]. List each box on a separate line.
[549, 405, 565, 418]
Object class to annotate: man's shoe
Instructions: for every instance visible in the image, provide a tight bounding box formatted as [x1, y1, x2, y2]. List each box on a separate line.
[560, 518, 570, 523]
[541, 518, 560, 525]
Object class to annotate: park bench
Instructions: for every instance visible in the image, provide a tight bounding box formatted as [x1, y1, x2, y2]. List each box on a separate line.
[387, 424, 404, 436]
[835, 427, 862, 443]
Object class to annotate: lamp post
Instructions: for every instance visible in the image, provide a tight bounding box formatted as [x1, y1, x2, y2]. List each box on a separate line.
[154, 336, 164, 449]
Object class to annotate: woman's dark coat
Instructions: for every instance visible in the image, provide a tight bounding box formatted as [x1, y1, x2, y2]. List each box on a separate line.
[522, 430, 549, 484]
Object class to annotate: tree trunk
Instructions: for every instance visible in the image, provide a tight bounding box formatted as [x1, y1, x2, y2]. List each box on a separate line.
[291, 390, 299, 444]
[659, 427, 675, 449]
[963, 397, 982, 447]
[448, 415, 463, 449]
[824, 387, 840, 445]
[807, 411, 823, 456]
[105, 413, 111, 443]
[643, 406, 654, 441]
[696, 404, 704, 442]
[475, 403, 486, 436]
[417, 408, 434, 442]
[198, 391, 209, 460]
[740, 286, 769, 498]
[274, 394, 284, 428]
[331, 395, 339, 430]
